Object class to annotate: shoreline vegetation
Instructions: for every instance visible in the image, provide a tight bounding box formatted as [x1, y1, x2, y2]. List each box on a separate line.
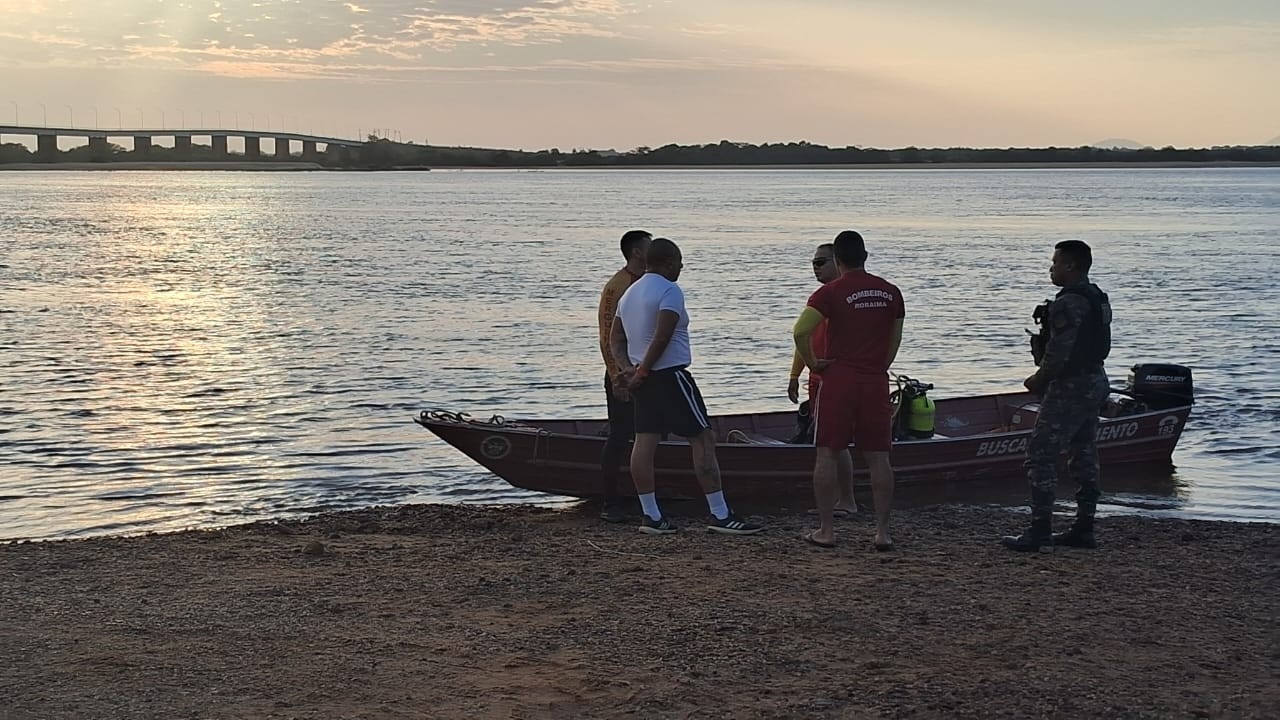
[3, 137, 1279, 171]
[2, 503, 1275, 718]
[4, 160, 1280, 172]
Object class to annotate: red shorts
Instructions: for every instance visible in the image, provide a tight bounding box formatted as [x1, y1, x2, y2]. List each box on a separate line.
[813, 372, 892, 452]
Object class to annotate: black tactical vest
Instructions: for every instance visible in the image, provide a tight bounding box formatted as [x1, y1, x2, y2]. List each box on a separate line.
[1058, 283, 1111, 376]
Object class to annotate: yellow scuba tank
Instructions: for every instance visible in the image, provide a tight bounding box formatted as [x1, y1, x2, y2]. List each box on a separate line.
[905, 393, 935, 439]
[894, 375, 936, 440]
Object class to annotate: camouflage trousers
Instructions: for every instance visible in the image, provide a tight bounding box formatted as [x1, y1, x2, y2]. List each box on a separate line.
[1025, 373, 1110, 515]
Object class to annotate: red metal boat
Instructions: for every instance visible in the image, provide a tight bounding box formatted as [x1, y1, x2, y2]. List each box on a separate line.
[413, 366, 1194, 502]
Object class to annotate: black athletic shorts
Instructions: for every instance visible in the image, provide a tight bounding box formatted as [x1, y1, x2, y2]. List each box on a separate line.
[632, 366, 711, 438]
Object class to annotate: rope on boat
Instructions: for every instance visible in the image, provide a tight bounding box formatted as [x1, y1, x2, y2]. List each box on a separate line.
[418, 409, 525, 428]
[417, 409, 550, 461]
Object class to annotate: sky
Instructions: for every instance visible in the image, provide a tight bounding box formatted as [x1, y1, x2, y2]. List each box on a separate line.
[1, 0, 1277, 150]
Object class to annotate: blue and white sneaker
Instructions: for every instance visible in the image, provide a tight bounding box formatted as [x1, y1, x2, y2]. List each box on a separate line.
[639, 516, 678, 535]
[707, 514, 764, 535]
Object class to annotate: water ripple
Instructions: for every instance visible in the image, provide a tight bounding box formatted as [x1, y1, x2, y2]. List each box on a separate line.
[1, 167, 1278, 539]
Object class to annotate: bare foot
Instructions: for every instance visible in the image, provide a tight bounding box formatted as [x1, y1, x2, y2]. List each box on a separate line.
[803, 530, 836, 548]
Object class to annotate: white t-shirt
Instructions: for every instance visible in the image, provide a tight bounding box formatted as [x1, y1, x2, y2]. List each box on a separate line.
[616, 273, 693, 370]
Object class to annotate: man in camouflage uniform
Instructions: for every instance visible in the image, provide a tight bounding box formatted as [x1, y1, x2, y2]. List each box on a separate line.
[1003, 240, 1112, 552]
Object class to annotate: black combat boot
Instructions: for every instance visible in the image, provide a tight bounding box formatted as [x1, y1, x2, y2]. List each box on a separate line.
[1053, 518, 1096, 549]
[1055, 483, 1099, 548]
[1002, 489, 1055, 552]
[1001, 511, 1054, 552]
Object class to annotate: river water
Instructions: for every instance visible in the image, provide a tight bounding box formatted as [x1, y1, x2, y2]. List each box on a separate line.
[1, 167, 1277, 540]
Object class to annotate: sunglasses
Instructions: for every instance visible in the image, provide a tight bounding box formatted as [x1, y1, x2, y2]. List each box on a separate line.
[811, 258, 831, 268]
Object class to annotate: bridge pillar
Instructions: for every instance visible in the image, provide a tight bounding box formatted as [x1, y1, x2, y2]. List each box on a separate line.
[134, 136, 152, 157]
[88, 136, 111, 162]
[174, 135, 192, 159]
[302, 140, 319, 161]
[244, 136, 260, 159]
[274, 138, 291, 159]
[36, 134, 58, 162]
[211, 135, 228, 158]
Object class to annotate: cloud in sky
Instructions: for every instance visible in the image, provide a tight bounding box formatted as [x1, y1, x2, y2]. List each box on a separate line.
[0, 0, 1276, 149]
[0, 0, 634, 68]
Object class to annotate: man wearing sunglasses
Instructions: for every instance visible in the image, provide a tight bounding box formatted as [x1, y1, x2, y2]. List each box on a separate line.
[788, 243, 858, 517]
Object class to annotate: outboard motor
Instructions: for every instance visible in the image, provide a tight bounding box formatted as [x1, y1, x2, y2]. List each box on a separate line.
[1126, 364, 1194, 410]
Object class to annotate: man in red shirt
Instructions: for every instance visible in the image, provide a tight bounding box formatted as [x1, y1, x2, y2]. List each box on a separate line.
[793, 231, 904, 550]
[787, 242, 857, 516]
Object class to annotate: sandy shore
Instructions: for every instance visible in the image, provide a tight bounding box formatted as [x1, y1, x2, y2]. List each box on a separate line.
[2, 503, 1275, 719]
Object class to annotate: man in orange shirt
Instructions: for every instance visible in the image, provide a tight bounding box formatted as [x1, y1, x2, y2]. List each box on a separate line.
[597, 230, 652, 522]
[787, 242, 857, 517]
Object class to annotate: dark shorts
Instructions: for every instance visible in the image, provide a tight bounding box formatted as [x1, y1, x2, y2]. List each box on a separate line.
[603, 372, 635, 440]
[632, 366, 711, 438]
[813, 371, 892, 452]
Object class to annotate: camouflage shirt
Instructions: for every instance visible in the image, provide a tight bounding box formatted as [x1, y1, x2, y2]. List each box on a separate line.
[1031, 282, 1110, 386]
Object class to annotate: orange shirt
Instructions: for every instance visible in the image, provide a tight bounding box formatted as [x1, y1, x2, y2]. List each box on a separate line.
[791, 318, 829, 382]
[598, 267, 642, 378]
[810, 319, 829, 382]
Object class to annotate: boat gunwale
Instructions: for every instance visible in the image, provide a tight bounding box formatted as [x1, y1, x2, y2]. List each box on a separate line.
[415, 402, 1193, 446]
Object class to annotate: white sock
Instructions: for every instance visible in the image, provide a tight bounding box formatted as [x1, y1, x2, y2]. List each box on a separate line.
[639, 493, 662, 521]
[705, 491, 729, 520]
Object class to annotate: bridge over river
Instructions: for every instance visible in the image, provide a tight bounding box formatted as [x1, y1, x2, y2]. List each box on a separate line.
[0, 124, 363, 162]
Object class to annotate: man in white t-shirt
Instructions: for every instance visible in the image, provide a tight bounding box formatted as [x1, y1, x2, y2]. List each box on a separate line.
[608, 238, 763, 536]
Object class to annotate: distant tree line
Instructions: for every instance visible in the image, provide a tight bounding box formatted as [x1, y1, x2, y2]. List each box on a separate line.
[398, 141, 1280, 167]
[331, 138, 1280, 168]
[3, 137, 1279, 168]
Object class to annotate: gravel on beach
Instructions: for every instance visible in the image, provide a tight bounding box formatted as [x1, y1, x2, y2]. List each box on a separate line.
[2, 503, 1276, 719]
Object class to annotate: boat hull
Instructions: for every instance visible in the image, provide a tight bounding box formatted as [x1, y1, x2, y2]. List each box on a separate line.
[415, 391, 1192, 502]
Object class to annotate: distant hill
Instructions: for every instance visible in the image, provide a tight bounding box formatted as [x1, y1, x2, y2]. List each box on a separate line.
[1091, 138, 1147, 150]
[1268, 135, 1280, 146]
